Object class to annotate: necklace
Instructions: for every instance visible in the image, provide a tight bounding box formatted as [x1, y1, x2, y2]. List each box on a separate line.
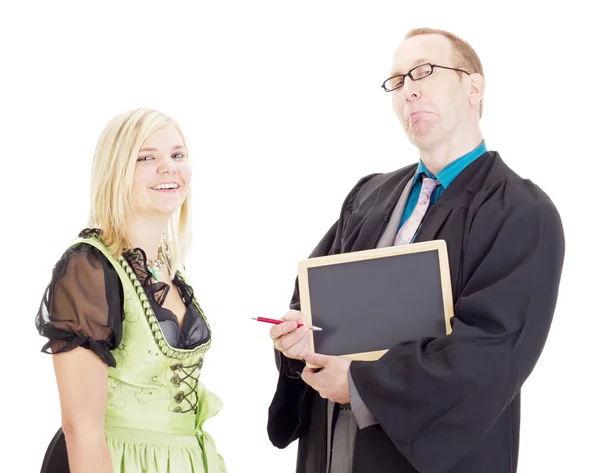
[147, 247, 166, 282]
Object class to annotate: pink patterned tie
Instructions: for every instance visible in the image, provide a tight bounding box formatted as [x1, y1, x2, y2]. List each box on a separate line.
[394, 176, 439, 246]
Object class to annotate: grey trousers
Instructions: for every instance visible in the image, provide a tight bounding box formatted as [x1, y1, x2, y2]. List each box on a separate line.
[328, 404, 358, 473]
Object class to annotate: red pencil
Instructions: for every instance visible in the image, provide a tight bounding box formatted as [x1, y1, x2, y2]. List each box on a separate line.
[251, 317, 322, 331]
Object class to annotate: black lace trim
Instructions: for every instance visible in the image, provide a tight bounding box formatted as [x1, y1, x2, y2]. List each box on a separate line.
[123, 247, 170, 305]
[78, 228, 195, 308]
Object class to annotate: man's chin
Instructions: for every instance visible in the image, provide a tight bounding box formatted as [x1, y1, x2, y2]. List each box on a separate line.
[407, 131, 433, 149]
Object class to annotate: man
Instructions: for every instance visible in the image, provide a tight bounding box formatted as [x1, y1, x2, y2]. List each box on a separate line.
[266, 27, 565, 473]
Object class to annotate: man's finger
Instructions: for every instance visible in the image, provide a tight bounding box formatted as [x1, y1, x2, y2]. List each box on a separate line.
[270, 320, 300, 340]
[301, 366, 318, 387]
[304, 352, 331, 368]
[282, 340, 305, 359]
[275, 325, 309, 351]
[282, 310, 303, 322]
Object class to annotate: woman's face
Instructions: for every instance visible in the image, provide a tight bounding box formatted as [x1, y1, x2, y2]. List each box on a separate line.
[131, 124, 191, 218]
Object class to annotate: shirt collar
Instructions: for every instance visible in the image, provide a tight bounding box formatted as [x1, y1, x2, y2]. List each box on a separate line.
[414, 140, 487, 189]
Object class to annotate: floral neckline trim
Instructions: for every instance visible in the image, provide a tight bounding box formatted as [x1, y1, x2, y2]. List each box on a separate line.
[79, 228, 164, 285]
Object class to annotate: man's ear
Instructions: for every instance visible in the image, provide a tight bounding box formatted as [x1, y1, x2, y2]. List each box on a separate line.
[468, 73, 485, 108]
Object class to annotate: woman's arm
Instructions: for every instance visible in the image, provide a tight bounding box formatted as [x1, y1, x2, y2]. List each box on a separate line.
[37, 244, 124, 473]
[53, 347, 113, 473]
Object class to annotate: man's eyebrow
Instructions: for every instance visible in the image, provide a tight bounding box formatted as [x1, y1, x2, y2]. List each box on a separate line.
[391, 58, 430, 75]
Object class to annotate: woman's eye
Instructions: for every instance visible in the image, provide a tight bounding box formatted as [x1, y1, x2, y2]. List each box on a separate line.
[173, 153, 185, 159]
[137, 155, 154, 161]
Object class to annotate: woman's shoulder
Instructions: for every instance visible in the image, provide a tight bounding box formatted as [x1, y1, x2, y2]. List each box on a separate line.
[50, 228, 121, 287]
[37, 228, 125, 367]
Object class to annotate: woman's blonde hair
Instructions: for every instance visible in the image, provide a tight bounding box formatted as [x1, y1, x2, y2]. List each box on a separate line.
[87, 107, 192, 273]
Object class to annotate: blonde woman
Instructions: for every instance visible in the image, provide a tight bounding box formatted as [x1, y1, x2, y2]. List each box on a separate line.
[36, 108, 226, 473]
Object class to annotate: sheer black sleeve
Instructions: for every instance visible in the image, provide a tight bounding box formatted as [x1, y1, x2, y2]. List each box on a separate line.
[35, 243, 124, 367]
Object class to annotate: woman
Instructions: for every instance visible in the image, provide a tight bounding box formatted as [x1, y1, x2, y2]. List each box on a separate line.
[36, 108, 226, 473]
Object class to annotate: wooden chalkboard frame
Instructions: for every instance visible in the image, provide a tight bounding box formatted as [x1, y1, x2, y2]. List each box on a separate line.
[298, 240, 454, 364]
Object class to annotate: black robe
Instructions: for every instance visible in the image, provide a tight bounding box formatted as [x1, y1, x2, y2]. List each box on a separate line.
[266, 152, 565, 473]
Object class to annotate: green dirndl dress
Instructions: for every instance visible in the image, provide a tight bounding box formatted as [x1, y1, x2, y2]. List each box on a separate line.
[38, 233, 227, 473]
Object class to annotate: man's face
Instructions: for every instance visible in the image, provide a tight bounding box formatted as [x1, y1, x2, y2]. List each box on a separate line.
[389, 34, 473, 150]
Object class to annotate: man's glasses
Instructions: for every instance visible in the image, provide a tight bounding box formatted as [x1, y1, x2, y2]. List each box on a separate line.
[381, 63, 471, 92]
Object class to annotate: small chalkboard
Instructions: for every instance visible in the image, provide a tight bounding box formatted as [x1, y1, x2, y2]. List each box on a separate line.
[297, 240, 454, 364]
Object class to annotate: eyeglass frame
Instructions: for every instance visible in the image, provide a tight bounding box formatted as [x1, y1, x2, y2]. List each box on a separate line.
[381, 63, 471, 92]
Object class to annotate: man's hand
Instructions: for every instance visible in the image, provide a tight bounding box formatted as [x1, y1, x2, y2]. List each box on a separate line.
[301, 353, 351, 404]
[270, 310, 310, 361]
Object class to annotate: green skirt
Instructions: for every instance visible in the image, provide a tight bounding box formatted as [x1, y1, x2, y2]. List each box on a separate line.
[105, 403, 226, 473]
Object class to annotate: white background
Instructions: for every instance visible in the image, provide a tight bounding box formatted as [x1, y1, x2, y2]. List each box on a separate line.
[1, 1, 598, 472]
